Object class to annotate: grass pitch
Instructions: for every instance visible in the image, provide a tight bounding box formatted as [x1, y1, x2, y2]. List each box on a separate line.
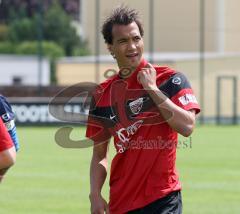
[0, 125, 239, 214]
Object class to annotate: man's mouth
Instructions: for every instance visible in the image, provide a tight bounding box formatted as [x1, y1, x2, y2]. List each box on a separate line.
[126, 53, 139, 58]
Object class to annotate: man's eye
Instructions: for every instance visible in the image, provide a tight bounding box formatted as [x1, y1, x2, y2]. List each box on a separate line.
[134, 37, 141, 41]
[119, 40, 127, 44]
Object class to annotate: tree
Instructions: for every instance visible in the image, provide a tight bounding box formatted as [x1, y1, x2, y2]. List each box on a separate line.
[43, 1, 84, 56]
[5, 0, 89, 56]
[0, 0, 80, 23]
[8, 17, 37, 42]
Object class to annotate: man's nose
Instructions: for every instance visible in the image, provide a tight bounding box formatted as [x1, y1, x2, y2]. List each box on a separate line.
[127, 41, 137, 50]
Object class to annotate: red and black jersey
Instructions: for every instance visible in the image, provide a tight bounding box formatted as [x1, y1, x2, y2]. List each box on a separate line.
[86, 59, 200, 214]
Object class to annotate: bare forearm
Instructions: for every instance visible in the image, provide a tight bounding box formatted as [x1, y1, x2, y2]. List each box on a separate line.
[89, 141, 109, 198]
[137, 63, 196, 136]
[90, 156, 107, 197]
[89, 147, 110, 214]
[147, 86, 195, 137]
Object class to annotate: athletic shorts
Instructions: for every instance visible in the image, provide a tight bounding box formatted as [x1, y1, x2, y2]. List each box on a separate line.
[127, 191, 182, 214]
[0, 119, 14, 152]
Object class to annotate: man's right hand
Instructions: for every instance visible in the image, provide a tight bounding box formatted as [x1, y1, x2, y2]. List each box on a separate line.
[89, 194, 109, 214]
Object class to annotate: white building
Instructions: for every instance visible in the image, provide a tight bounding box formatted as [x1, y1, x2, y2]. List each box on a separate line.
[0, 55, 50, 86]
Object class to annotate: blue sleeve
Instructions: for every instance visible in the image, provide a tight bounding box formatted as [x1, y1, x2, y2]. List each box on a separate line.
[0, 95, 20, 151]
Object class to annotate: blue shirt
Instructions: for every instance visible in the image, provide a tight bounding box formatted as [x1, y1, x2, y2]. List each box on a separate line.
[0, 95, 19, 151]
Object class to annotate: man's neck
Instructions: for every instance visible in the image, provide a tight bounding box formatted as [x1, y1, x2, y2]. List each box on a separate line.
[118, 66, 136, 79]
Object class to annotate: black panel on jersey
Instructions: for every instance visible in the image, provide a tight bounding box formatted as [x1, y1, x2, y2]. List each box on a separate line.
[89, 72, 192, 125]
[125, 72, 192, 118]
[159, 72, 191, 99]
[88, 96, 117, 127]
[125, 96, 152, 118]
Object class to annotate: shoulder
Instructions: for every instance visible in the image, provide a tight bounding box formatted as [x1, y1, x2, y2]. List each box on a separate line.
[0, 95, 14, 121]
[98, 74, 118, 90]
[153, 64, 190, 86]
[169, 72, 191, 88]
[0, 94, 7, 103]
[153, 65, 177, 79]
[90, 74, 118, 106]
[0, 94, 11, 110]
[158, 70, 192, 98]
[161, 70, 191, 87]
[154, 65, 176, 73]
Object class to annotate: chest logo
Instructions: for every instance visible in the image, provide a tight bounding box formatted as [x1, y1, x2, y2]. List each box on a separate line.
[129, 97, 143, 115]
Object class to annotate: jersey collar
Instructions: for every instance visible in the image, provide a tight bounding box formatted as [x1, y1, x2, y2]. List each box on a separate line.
[118, 58, 148, 81]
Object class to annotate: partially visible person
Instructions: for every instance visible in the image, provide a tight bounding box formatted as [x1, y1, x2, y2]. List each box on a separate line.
[0, 95, 19, 151]
[0, 95, 19, 182]
[0, 117, 16, 182]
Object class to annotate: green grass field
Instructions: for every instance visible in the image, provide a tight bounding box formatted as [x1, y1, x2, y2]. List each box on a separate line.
[0, 125, 240, 214]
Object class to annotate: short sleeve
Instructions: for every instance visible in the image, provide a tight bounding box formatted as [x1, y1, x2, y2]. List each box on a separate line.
[159, 73, 200, 114]
[85, 96, 112, 144]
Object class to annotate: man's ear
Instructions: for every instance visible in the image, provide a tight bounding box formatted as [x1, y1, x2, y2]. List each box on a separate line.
[107, 44, 115, 59]
[107, 44, 113, 53]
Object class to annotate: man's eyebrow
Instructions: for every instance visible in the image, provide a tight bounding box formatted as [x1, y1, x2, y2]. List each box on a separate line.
[116, 38, 128, 42]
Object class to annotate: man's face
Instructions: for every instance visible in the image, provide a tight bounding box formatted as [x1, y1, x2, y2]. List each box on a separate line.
[108, 22, 144, 72]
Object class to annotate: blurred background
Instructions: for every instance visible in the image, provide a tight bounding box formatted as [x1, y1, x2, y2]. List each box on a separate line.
[0, 1, 240, 214]
[0, 0, 239, 125]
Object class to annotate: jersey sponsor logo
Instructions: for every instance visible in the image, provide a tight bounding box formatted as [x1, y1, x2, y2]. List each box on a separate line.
[179, 94, 198, 106]
[116, 120, 143, 153]
[172, 77, 181, 85]
[1, 113, 11, 122]
[110, 115, 116, 120]
[129, 97, 143, 115]
[5, 120, 15, 131]
[115, 143, 125, 154]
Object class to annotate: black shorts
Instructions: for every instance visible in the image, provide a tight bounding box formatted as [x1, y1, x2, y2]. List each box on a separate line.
[128, 191, 182, 214]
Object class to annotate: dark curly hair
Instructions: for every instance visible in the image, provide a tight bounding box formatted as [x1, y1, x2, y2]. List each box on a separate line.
[101, 6, 144, 44]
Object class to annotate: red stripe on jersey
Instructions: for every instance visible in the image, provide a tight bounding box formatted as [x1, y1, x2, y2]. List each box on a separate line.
[171, 88, 200, 114]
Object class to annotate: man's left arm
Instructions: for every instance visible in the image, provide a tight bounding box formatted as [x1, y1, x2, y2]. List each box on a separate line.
[138, 63, 198, 137]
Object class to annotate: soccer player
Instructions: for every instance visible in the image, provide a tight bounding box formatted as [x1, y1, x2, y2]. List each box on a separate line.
[86, 6, 200, 214]
[0, 95, 19, 182]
